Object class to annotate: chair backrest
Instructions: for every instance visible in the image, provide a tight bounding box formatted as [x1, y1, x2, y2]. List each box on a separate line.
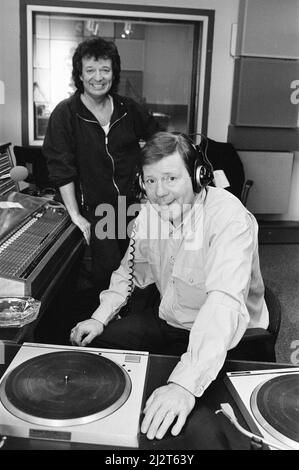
[205, 138, 245, 201]
[264, 285, 282, 341]
[13, 145, 50, 189]
[227, 284, 281, 362]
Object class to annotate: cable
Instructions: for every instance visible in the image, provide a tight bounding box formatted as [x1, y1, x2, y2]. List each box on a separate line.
[120, 220, 137, 317]
[215, 403, 290, 450]
[0, 436, 7, 449]
[127, 222, 137, 299]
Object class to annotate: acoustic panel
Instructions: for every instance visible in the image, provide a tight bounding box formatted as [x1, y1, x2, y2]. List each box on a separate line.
[238, 151, 293, 214]
[228, 126, 299, 152]
[231, 58, 299, 128]
[236, 0, 299, 59]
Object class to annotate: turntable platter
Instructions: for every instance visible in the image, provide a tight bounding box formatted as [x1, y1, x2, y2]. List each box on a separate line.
[250, 373, 299, 446]
[0, 351, 131, 427]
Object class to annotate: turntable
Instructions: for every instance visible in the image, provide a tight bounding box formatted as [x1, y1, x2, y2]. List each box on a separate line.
[0, 342, 149, 448]
[225, 367, 299, 450]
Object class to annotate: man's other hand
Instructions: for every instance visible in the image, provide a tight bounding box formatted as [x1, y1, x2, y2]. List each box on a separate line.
[141, 382, 195, 440]
[70, 318, 104, 346]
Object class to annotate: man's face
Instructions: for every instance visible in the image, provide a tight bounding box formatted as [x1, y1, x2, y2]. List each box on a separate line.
[80, 56, 113, 99]
[142, 150, 196, 225]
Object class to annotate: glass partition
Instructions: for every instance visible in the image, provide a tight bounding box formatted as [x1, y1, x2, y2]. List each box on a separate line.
[21, 2, 214, 145]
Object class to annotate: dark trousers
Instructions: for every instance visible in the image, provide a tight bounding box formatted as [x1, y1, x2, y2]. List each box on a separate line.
[91, 285, 275, 361]
[90, 285, 190, 356]
[82, 204, 134, 294]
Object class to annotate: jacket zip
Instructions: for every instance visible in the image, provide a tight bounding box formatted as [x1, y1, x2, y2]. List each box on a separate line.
[77, 111, 127, 197]
[105, 112, 127, 196]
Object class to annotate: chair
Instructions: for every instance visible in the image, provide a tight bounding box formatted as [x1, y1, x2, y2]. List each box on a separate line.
[204, 138, 253, 207]
[227, 285, 282, 363]
[13, 145, 50, 190]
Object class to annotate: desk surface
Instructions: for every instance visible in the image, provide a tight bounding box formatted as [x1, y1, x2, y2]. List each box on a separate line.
[0, 226, 84, 344]
[0, 341, 295, 451]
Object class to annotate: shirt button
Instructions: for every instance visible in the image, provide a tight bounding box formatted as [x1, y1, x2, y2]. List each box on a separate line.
[189, 278, 194, 284]
[170, 256, 175, 263]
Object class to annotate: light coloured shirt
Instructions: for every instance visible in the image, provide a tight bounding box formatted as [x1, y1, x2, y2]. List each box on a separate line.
[92, 186, 269, 397]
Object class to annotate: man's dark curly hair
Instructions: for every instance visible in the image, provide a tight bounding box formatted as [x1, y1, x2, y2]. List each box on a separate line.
[72, 37, 121, 94]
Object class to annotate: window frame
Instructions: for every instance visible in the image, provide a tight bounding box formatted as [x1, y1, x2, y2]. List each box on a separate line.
[20, 0, 214, 146]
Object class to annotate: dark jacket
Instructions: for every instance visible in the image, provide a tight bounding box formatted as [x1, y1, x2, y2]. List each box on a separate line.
[42, 91, 160, 207]
[204, 138, 245, 201]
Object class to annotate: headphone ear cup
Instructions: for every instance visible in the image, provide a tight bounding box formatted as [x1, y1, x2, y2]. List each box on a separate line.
[193, 160, 213, 191]
[194, 161, 205, 191]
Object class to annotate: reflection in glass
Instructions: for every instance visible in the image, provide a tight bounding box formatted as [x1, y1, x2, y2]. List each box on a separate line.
[31, 13, 200, 141]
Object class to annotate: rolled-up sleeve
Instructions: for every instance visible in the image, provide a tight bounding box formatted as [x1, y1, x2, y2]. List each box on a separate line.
[42, 102, 78, 188]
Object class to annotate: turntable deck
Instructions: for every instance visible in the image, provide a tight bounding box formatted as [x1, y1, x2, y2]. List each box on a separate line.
[225, 367, 299, 450]
[0, 343, 149, 448]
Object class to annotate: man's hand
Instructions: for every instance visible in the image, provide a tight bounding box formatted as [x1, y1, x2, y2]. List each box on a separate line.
[70, 318, 104, 346]
[71, 213, 91, 245]
[141, 382, 195, 440]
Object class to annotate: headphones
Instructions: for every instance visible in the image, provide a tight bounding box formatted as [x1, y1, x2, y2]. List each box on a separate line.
[137, 132, 214, 195]
[191, 136, 214, 192]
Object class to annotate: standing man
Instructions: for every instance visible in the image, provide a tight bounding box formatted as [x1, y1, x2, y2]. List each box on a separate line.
[70, 131, 269, 440]
[43, 37, 160, 294]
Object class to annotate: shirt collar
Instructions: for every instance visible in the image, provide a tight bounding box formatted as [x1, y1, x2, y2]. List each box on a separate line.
[172, 190, 206, 238]
[146, 190, 206, 241]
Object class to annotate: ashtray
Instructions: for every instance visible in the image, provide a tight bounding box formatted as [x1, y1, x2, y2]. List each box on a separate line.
[0, 297, 41, 327]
